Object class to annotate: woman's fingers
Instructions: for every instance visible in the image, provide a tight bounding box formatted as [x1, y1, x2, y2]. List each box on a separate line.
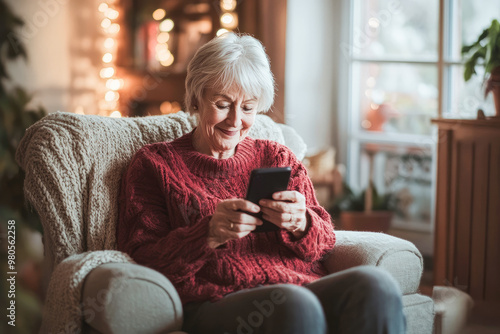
[212, 199, 263, 239]
[221, 198, 260, 214]
[227, 212, 263, 231]
[259, 192, 305, 215]
[258, 191, 307, 231]
[272, 190, 305, 203]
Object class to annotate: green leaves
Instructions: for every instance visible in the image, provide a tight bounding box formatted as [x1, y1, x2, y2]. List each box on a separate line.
[331, 181, 396, 213]
[0, 1, 45, 233]
[462, 19, 500, 82]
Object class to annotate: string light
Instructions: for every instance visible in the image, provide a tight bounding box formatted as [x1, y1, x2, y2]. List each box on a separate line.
[104, 37, 115, 49]
[218, 0, 238, 33]
[105, 8, 119, 20]
[159, 19, 174, 32]
[217, 28, 229, 36]
[100, 67, 115, 78]
[105, 91, 120, 102]
[107, 23, 120, 34]
[98, 3, 108, 12]
[106, 78, 123, 90]
[160, 56, 174, 67]
[157, 32, 170, 44]
[101, 18, 111, 29]
[221, 0, 237, 11]
[153, 10, 175, 68]
[102, 52, 113, 63]
[152, 8, 166, 21]
[98, 2, 122, 117]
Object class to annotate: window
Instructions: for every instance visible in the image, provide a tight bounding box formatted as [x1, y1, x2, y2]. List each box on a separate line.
[341, 0, 500, 231]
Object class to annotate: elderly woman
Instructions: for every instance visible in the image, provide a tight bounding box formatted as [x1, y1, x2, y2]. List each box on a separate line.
[117, 33, 405, 334]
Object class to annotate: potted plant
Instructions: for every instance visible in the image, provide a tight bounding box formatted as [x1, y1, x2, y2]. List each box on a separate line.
[330, 181, 396, 233]
[462, 19, 500, 117]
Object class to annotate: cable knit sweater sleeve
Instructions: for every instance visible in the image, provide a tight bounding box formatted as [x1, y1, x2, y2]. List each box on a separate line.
[274, 145, 336, 262]
[117, 146, 215, 283]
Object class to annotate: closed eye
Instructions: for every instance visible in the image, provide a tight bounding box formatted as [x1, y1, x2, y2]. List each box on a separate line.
[243, 106, 255, 113]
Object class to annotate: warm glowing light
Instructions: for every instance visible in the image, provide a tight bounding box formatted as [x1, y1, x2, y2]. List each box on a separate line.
[98, 2, 122, 119]
[110, 110, 122, 118]
[220, 13, 237, 29]
[155, 43, 168, 53]
[107, 23, 120, 34]
[171, 101, 181, 112]
[160, 55, 174, 67]
[105, 91, 120, 102]
[368, 18, 380, 29]
[105, 8, 119, 20]
[75, 105, 85, 115]
[221, 13, 233, 24]
[100, 67, 115, 78]
[101, 18, 111, 29]
[361, 120, 372, 129]
[159, 19, 174, 32]
[157, 32, 170, 44]
[160, 101, 172, 114]
[220, 0, 237, 11]
[106, 79, 123, 90]
[366, 77, 376, 87]
[104, 37, 115, 49]
[160, 101, 181, 113]
[102, 53, 113, 63]
[216, 28, 229, 36]
[100, 101, 118, 110]
[370, 103, 380, 110]
[152, 8, 166, 21]
[156, 50, 172, 62]
[98, 3, 108, 12]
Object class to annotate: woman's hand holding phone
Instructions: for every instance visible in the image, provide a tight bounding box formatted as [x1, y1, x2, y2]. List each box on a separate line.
[207, 199, 263, 249]
[259, 190, 308, 238]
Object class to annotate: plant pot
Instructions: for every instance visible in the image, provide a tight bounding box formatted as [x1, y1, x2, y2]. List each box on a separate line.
[339, 211, 393, 233]
[489, 67, 500, 118]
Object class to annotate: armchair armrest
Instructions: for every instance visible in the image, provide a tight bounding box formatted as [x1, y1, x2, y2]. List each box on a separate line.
[322, 231, 423, 295]
[82, 263, 185, 334]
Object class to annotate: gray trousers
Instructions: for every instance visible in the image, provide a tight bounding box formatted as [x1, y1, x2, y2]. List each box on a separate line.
[182, 265, 406, 334]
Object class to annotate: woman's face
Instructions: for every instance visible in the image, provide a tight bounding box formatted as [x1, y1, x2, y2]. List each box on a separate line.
[194, 85, 258, 159]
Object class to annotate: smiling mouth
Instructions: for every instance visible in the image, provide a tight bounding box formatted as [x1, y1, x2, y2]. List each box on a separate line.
[218, 128, 239, 136]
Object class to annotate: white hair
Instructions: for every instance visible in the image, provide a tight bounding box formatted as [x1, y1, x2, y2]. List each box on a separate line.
[185, 33, 275, 114]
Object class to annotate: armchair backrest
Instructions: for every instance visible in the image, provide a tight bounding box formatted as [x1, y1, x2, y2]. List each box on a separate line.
[15, 111, 302, 271]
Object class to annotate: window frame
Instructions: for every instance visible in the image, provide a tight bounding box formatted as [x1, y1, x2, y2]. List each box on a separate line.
[338, 0, 471, 232]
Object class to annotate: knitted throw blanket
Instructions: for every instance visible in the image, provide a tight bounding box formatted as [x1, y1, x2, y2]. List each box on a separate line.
[15, 111, 304, 334]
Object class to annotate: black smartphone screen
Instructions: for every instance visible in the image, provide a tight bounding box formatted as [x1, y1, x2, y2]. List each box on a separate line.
[245, 167, 292, 232]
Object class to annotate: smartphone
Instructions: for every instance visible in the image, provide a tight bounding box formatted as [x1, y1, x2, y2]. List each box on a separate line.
[245, 167, 292, 232]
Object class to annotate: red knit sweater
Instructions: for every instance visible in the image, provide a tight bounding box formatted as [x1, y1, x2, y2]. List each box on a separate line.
[117, 130, 336, 305]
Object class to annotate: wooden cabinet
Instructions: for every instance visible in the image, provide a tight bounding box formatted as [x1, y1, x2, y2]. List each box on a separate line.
[432, 118, 500, 301]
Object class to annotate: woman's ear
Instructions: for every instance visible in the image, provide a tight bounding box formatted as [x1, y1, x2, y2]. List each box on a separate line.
[191, 97, 199, 112]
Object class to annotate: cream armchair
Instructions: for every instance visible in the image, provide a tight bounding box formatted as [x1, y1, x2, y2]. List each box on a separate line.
[16, 111, 434, 334]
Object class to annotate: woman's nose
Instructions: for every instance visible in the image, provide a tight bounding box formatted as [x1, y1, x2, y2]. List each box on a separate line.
[227, 107, 243, 127]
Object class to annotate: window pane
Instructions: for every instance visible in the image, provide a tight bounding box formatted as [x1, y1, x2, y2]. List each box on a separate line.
[354, 62, 438, 135]
[445, 65, 496, 118]
[352, 0, 439, 59]
[449, 0, 500, 60]
[358, 143, 433, 230]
